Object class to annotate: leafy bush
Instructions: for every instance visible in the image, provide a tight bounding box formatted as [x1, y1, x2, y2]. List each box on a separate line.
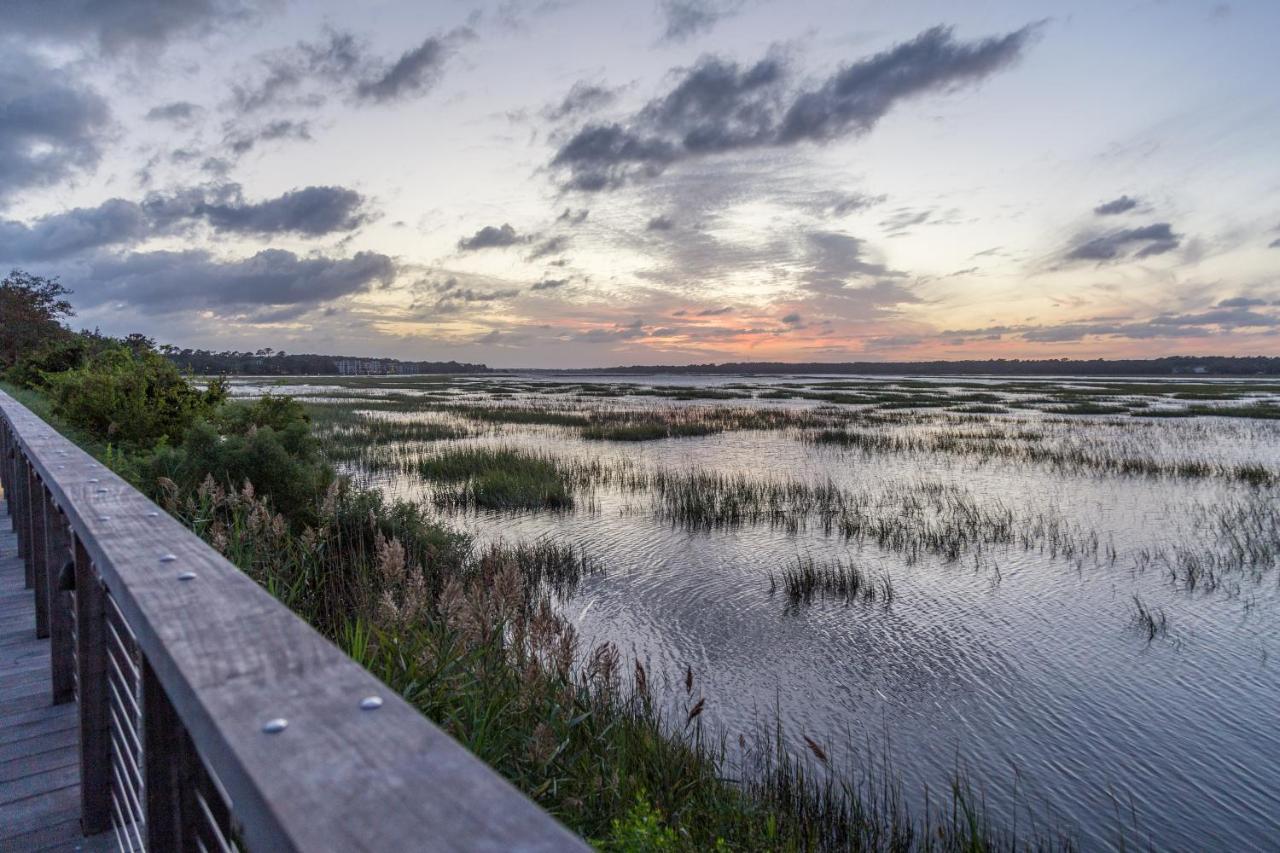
[45, 344, 227, 447]
[145, 395, 333, 523]
[5, 335, 92, 389]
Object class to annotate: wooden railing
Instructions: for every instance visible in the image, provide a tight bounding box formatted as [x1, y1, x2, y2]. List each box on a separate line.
[0, 390, 588, 852]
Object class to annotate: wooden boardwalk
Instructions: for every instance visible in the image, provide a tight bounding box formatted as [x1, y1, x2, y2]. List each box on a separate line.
[0, 501, 111, 851]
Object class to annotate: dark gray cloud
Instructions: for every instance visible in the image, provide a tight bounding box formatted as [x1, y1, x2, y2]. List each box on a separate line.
[1064, 222, 1181, 262]
[646, 215, 676, 231]
[145, 101, 203, 125]
[780, 312, 803, 325]
[0, 200, 149, 262]
[801, 231, 896, 294]
[231, 27, 470, 113]
[231, 30, 366, 113]
[0, 184, 369, 263]
[356, 28, 475, 103]
[2, 0, 271, 54]
[1217, 296, 1266, 308]
[697, 305, 732, 316]
[1093, 195, 1139, 216]
[531, 277, 569, 290]
[458, 223, 523, 250]
[76, 248, 395, 313]
[0, 51, 111, 208]
[225, 119, 313, 155]
[551, 23, 1039, 190]
[544, 82, 620, 121]
[527, 235, 569, 259]
[557, 207, 590, 224]
[1269, 237, 1280, 249]
[658, 0, 743, 43]
[197, 186, 368, 235]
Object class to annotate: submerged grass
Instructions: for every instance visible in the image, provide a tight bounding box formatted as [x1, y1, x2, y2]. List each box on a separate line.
[771, 557, 895, 607]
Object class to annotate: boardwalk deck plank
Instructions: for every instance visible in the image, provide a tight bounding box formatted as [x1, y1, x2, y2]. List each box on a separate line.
[0, 506, 109, 850]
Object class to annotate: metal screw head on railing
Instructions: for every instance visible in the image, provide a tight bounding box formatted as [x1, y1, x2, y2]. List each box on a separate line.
[360, 696, 384, 710]
[160, 554, 177, 563]
[177, 571, 197, 581]
[263, 718, 288, 734]
[145, 511, 160, 518]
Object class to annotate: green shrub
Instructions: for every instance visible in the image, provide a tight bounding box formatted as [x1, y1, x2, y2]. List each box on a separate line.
[144, 395, 332, 523]
[5, 335, 92, 389]
[45, 344, 227, 447]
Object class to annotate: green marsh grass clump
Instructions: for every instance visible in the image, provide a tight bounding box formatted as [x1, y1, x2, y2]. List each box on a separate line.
[420, 446, 575, 510]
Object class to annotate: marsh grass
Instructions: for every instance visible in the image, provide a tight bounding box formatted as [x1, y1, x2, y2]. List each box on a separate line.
[1131, 596, 1169, 641]
[771, 557, 895, 607]
[419, 446, 575, 510]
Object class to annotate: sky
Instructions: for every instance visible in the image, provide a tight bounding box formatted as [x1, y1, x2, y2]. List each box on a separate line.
[2, 0, 1278, 368]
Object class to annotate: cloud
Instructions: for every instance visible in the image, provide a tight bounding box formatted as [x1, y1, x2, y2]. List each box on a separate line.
[0, 200, 149, 262]
[0, 184, 370, 262]
[225, 119, 312, 155]
[458, 223, 523, 250]
[575, 318, 646, 342]
[943, 304, 1280, 344]
[531, 277, 569, 290]
[0, 50, 111, 208]
[356, 28, 475, 103]
[1093, 195, 1139, 216]
[550, 23, 1039, 190]
[780, 312, 803, 325]
[527, 235, 569, 259]
[544, 82, 620, 121]
[2, 0, 271, 54]
[145, 101, 203, 125]
[657, 0, 743, 43]
[197, 185, 368, 235]
[557, 207, 590, 225]
[801, 231, 896, 294]
[1064, 222, 1181, 262]
[646, 215, 676, 231]
[75, 249, 395, 314]
[1269, 237, 1280, 249]
[232, 29, 365, 113]
[1217, 296, 1266, 308]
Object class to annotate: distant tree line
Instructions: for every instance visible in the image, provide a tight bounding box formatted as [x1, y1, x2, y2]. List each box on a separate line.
[159, 347, 489, 376]
[545, 357, 1280, 377]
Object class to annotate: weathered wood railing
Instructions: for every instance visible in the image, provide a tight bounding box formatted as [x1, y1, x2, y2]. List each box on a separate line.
[0, 390, 588, 852]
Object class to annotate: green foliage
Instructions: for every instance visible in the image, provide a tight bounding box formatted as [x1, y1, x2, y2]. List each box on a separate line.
[419, 447, 575, 510]
[5, 335, 92, 389]
[145, 395, 332, 523]
[45, 343, 227, 447]
[598, 795, 680, 851]
[0, 269, 75, 366]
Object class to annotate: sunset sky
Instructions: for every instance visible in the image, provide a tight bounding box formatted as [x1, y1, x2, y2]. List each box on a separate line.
[2, 0, 1278, 367]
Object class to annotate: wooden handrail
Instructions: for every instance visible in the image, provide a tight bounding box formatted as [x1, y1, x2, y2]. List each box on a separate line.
[0, 390, 587, 852]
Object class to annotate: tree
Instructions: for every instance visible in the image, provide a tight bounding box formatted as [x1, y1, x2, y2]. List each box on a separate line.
[0, 270, 74, 367]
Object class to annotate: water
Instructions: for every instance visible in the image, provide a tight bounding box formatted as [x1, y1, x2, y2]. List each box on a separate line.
[232, 372, 1280, 850]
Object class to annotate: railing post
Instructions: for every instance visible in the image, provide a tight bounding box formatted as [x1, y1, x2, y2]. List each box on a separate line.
[31, 466, 50, 638]
[0, 425, 10, 499]
[144, 657, 199, 850]
[44, 492, 75, 704]
[13, 453, 30, 580]
[75, 535, 112, 835]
